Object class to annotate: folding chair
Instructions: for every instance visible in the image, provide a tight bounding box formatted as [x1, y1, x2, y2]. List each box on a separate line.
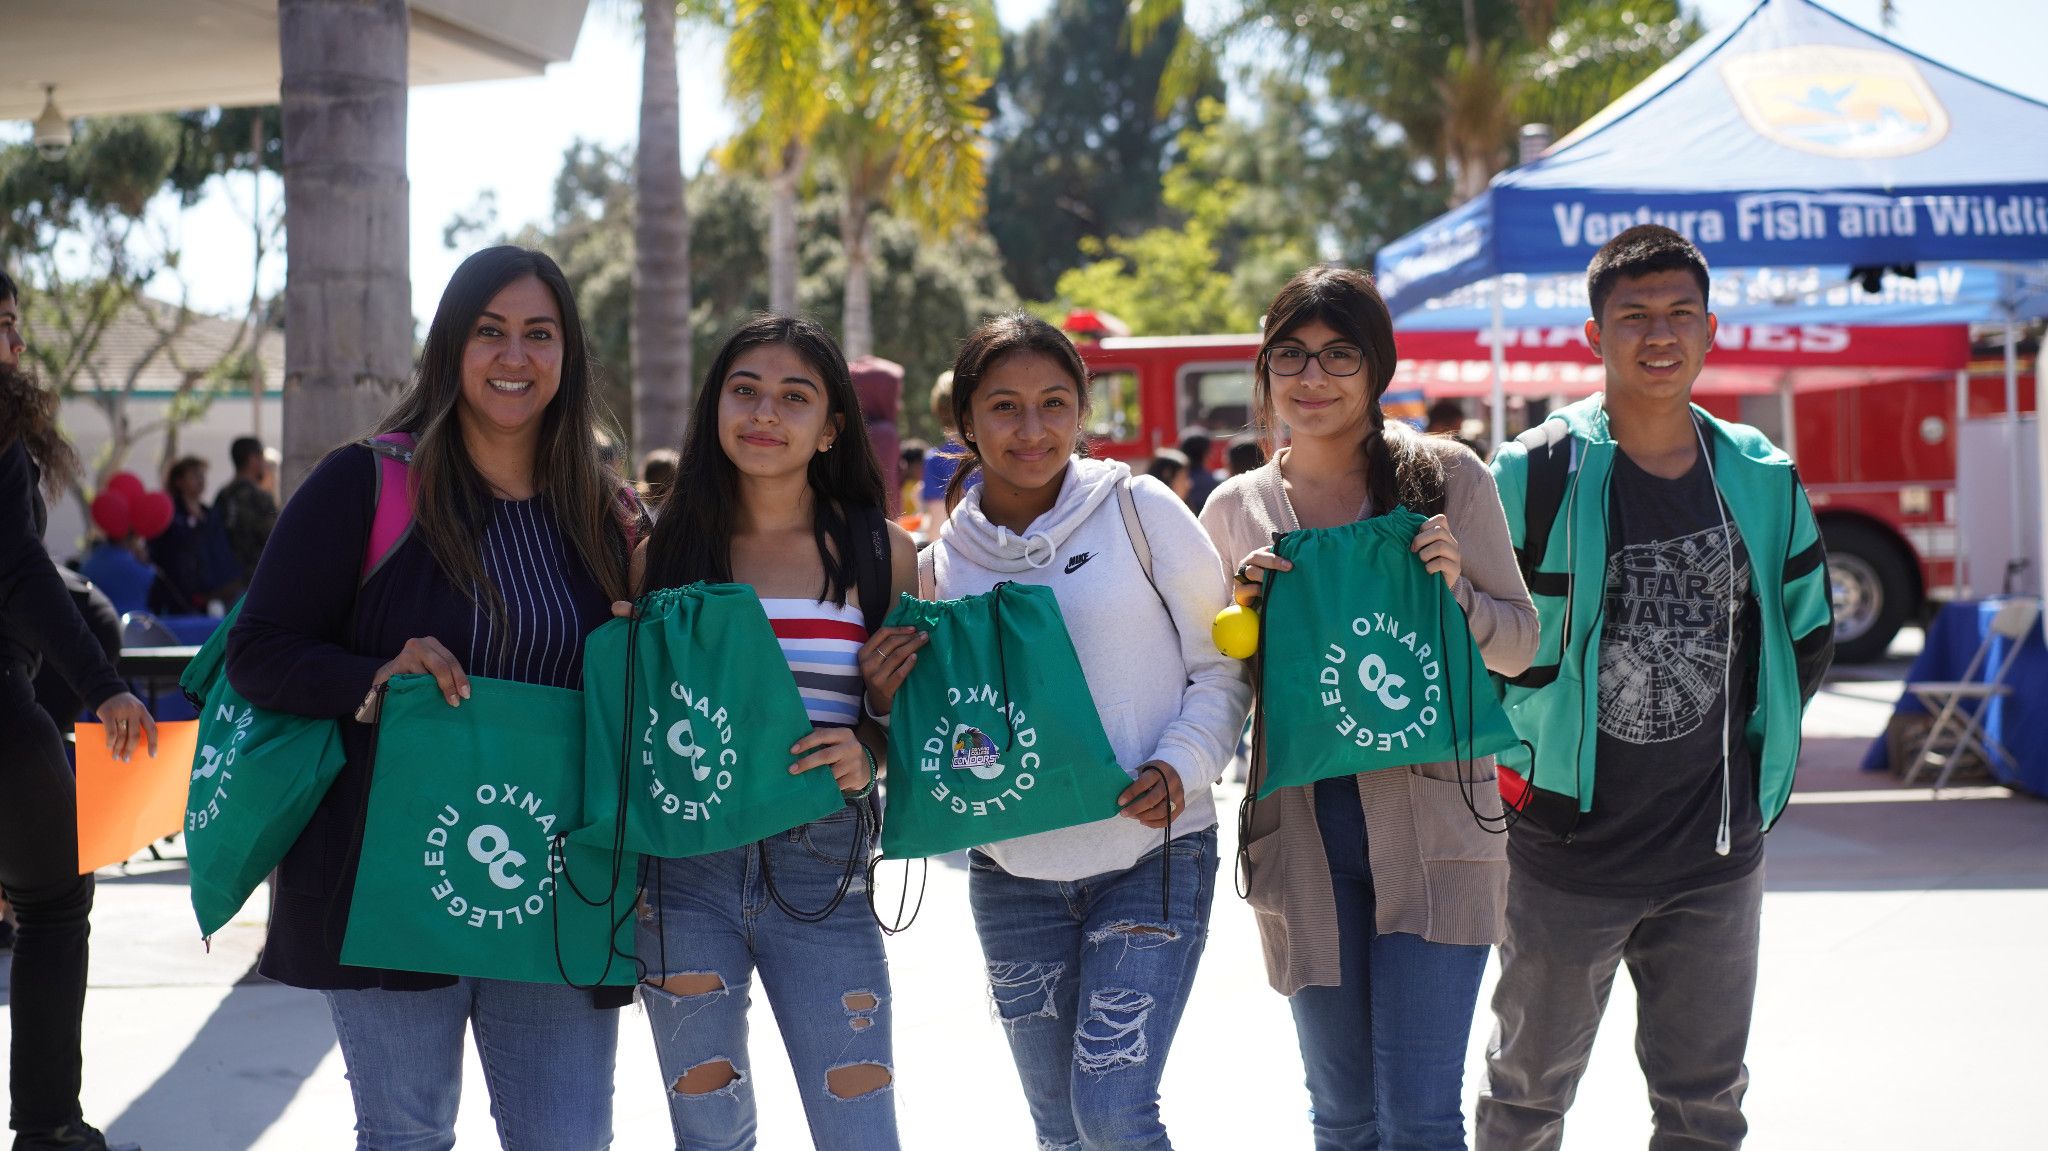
[1902, 597, 2043, 790]
[118, 610, 182, 649]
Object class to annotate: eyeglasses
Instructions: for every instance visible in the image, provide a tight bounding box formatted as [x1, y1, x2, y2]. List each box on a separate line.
[1263, 345, 1364, 377]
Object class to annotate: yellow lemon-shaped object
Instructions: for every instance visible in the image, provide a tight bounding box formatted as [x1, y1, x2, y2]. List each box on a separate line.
[1212, 603, 1260, 660]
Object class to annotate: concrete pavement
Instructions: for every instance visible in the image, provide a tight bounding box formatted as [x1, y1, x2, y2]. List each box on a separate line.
[7, 638, 2045, 1149]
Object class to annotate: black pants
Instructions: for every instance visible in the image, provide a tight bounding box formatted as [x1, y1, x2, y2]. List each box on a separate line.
[0, 666, 94, 1134]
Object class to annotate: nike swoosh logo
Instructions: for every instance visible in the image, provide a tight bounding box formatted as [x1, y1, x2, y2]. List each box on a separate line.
[1064, 552, 1096, 574]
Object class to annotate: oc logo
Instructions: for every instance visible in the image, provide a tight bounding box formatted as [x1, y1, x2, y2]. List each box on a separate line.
[467, 824, 527, 891]
[1357, 654, 1411, 711]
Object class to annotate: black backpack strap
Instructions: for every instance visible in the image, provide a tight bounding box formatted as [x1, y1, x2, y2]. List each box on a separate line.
[854, 503, 892, 635]
[1513, 419, 1574, 600]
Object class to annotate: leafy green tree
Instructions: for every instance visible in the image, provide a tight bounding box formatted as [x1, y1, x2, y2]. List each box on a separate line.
[1179, 81, 1442, 283]
[1051, 225, 1252, 336]
[984, 0, 1220, 301]
[791, 180, 1018, 442]
[508, 142, 638, 434]
[2, 114, 279, 492]
[1132, 0, 1698, 207]
[508, 142, 1015, 447]
[1041, 84, 1437, 336]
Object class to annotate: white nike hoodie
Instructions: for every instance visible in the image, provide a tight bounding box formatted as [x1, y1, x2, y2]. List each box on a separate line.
[930, 456, 1251, 881]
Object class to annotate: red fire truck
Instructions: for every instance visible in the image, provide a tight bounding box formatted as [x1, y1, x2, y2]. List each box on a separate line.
[1060, 310, 2036, 662]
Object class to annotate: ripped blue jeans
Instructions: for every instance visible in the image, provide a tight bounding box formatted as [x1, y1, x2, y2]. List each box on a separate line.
[636, 800, 897, 1151]
[967, 826, 1217, 1151]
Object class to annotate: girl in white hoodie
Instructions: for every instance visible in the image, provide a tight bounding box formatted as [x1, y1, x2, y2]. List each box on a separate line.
[864, 313, 1249, 1150]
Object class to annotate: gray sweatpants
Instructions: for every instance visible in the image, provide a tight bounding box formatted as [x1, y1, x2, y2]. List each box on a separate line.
[1475, 863, 1765, 1151]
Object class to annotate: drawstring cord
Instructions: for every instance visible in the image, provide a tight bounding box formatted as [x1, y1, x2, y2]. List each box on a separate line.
[1235, 533, 1281, 900]
[987, 582, 1020, 755]
[867, 848, 929, 935]
[760, 792, 872, 924]
[1141, 762, 1173, 921]
[552, 595, 642, 989]
[1447, 588, 1518, 835]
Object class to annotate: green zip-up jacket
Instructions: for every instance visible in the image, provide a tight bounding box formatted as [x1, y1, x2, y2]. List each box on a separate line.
[1489, 396, 1834, 832]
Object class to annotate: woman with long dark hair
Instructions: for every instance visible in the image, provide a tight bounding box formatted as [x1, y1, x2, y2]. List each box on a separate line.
[226, 246, 639, 1146]
[630, 314, 916, 1150]
[2, 344, 156, 1150]
[866, 312, 1247, 1149]
[1199, 266, 1537, 1150]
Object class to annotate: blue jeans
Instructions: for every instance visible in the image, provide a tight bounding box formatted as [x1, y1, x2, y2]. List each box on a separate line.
[637, 800, 898, 1151]
[1290, 777, 1491, 1151]
[968, 825, 1218, 1151]
[323, 978, 618, 1151]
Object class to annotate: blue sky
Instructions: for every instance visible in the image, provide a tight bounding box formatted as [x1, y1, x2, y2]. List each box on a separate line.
[38, 0, 2048, 325]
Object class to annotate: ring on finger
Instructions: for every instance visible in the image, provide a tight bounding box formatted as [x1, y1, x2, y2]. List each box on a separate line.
[1234, 562, 1256, 585]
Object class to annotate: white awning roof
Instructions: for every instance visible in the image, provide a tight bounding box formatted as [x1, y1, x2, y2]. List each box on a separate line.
[0, 0, 589, 119]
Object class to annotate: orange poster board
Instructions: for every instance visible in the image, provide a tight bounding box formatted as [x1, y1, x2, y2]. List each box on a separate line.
[75, 720, 199, 874]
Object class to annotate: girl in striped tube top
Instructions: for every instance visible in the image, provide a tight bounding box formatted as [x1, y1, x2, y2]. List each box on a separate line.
[628, 315, 917, 1150]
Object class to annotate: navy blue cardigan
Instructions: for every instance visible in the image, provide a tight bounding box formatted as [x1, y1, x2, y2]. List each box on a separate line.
[228, 443, 627, 999]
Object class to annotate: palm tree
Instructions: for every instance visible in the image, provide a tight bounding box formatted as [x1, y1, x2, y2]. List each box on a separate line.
[720, 0, 827, 315]
[719, 1, 997, 354]
[277, 0, 413, 492]
[633, 0, 693, 459]
[821, 1, 999, 358]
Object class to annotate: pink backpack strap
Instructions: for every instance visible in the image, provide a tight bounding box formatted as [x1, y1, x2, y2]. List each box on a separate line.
[361, 432, 417, 583]
[615, 484, 647, 552]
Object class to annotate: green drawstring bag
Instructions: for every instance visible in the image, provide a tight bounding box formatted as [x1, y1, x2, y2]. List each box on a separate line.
[340, 674, 638, 986]
[179, 601, 349, 938]
[569, 584, 843, 859]
[879, 583, 1130, 859]
[1257, 506, 1522, 798]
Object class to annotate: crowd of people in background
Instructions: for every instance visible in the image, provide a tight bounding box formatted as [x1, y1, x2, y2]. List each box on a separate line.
[61, 437, 281, 625]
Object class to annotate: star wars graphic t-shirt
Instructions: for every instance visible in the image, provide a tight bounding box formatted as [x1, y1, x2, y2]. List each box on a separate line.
[1510, 445, 1763, 896]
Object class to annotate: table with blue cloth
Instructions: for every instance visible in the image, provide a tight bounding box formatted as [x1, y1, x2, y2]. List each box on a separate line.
[1862, 598, 2048, 798]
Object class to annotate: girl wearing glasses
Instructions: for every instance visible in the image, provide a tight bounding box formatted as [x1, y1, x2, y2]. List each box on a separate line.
[1197, 266, 1537, 1151]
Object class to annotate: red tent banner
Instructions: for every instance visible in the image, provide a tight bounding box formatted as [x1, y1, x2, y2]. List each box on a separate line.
[1397, 323, 1969, 370]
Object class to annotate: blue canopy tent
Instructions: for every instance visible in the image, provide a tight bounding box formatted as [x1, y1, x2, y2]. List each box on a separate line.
[1376, 0, 2048, 589]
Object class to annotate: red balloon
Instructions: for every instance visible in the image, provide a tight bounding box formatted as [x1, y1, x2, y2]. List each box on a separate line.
[131, 491, 176, 540]
[90, 490, 132, 539]
[105, 471, 146, 503]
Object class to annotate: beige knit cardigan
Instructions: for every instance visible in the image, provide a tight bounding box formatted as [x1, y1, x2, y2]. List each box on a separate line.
[1198, 430, 1539, 996]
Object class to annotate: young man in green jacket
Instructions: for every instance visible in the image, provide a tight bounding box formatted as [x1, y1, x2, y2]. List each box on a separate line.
[1476, 225, 1834, 1151]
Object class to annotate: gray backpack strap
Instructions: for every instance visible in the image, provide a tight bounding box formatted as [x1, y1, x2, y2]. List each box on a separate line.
[1118, 475, 1171, 619]
[918, 541, 938, 601]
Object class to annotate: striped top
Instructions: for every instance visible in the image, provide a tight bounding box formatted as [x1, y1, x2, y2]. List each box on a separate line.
[762, 597, 867, 728]
[470, 496, 589, 690]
